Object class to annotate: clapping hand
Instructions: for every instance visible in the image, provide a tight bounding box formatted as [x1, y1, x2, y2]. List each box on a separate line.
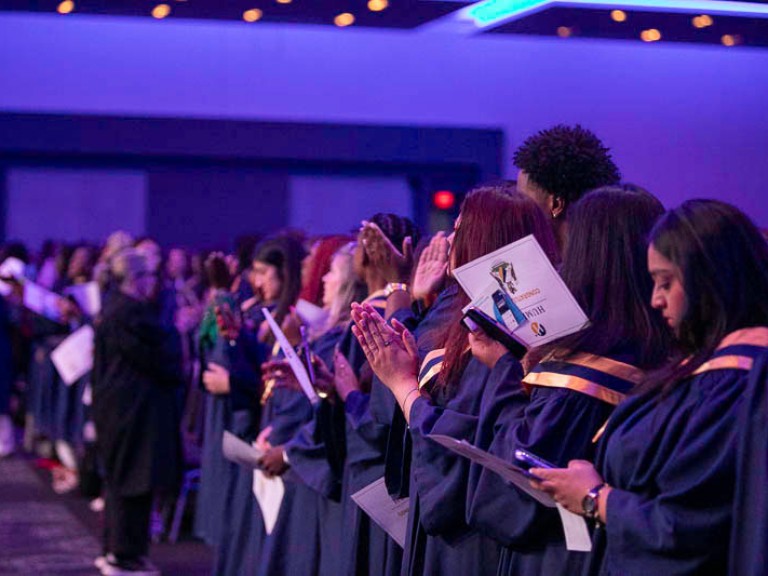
[412, 231, 449, 301]
[350, 303, 418, 394]
[333, 350, 361, 401]
[360, 221, 413, 283]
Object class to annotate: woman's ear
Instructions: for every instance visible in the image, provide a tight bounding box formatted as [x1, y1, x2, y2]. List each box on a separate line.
[551, 196, 567, 220]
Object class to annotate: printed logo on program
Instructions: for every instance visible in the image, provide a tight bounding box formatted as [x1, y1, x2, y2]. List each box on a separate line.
[530, 322, 547, 337]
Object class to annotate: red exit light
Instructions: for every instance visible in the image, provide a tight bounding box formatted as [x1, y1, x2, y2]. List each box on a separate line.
[433, 190, 455, 210]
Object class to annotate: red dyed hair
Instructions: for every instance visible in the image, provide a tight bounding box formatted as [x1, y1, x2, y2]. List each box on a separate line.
[299, 235, 354, 305]
[438, 184, 559, 393]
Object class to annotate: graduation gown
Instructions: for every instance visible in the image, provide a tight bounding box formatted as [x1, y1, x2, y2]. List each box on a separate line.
[194, 316, 236, 546]
[729, 349, 768, 576]
[384, 283, 461, 501]
[466, 349, 643, 576]
[276, 326, 348, 576]
[404, 357, 502, 576]
[252, 384, 315, 576]
[591, 328, 768, 576]
[213, 310, 267, 576]
[336, 291, 405, 576]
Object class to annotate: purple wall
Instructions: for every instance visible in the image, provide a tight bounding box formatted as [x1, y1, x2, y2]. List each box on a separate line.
[1, 12, 767, 225]
[6, 168, 146, 250]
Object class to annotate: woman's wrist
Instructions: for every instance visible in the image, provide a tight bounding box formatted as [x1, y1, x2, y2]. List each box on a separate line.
[597, 486, 612, 525]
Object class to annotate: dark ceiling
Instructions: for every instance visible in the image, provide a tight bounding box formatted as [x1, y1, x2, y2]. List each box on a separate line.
[1, 0, 767, 47]
[0, 0, 471, 28]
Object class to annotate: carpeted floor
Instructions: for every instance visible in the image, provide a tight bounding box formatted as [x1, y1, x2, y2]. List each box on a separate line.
[0, 455, 212, 576]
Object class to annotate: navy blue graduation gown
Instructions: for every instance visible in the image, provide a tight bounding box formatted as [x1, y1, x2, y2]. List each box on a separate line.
[213, 314, 267, 576]
[467, 350, 642, 576]
[404, 357, 502, 576]
[271, 324, 348, 576]
[385, 283, 461, 500]
[729, 350, 768, 576]
[341, 388, 403, 576]
[334, 291, 404, 576]
[194, 332, 235, 546]
[251, 386, 315, 576]
[251, 325, 340, 576]
[591, 335, 768, 576]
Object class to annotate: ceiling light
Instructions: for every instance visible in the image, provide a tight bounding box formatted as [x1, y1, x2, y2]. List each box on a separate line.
[557, 26, 572, 37]
[692, 14, 713, 27]
[640, 28, 662, 42]
[276, 0, 292, 4]
[57, 0, 74, 14]
[368, 0, 388, 12]
[334, 12, 355, 26]
[721, 33, 742, 46]
[610, 10, 627, 22]
[152, 3, 171, 18]
[243, 8, 263, 22]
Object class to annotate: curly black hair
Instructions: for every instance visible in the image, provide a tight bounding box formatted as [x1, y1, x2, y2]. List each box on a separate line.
[513, 124, 621, 206]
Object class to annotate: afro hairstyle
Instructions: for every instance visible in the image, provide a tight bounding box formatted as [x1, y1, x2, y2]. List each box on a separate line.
[513, 124, 621, 206]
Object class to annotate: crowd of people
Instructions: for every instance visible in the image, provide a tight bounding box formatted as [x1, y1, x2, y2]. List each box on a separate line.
[1, 123, 766, 576]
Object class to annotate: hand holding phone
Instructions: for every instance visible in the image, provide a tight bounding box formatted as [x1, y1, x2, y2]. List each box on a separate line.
[514, 449, 556, 470]
[462, 306, 528, 360]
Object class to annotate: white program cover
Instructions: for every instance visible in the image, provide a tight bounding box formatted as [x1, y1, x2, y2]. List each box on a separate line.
[65, 282, 102, 317]
[453, 235, 588, 348]
[50, 325, 95, 386]
[261, 308, 319, 405]
[351, 477, 409, 548]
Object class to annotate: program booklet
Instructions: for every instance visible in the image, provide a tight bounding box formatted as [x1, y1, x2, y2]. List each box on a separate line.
[453, 235, 588, 348]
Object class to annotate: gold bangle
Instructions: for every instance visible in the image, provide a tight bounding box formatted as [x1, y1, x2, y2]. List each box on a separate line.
[385, 282, 410, 297]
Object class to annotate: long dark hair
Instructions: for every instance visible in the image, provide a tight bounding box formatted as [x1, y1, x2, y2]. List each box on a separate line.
[252, 236, 306, 325]
[538, 185, 671, 369]
[644, 199, 768, 391]
[439, 184, 559, 392]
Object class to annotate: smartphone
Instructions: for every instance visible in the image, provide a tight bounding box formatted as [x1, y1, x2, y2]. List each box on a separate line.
[462, 306, 528, 360]
[514, 449, 556, 470]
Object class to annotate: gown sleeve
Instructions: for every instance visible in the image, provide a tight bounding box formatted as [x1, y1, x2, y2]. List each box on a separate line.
[604, 370, 747, 571]
[467, 373, 613, 546]
[407, 359, 493, 539]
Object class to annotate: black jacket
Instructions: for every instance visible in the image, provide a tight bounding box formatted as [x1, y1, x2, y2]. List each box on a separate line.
[92, 291, 183, 495]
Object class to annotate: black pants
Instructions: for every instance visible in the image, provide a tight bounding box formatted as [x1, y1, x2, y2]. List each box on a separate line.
[104, 487, 153, 561]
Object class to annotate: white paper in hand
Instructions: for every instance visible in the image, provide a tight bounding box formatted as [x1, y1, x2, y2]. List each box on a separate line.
[50, 325, 95, 386]
[64, 282, 102, 317]
[253, 470, 285, 535]
[222, 431, 264, 469]
[23, 281, 67, 322]
[556, 504, 593, 552]
[351, 477, 409, 548]
[261, 308, 319, 405]
[427, 434, 555, 508]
